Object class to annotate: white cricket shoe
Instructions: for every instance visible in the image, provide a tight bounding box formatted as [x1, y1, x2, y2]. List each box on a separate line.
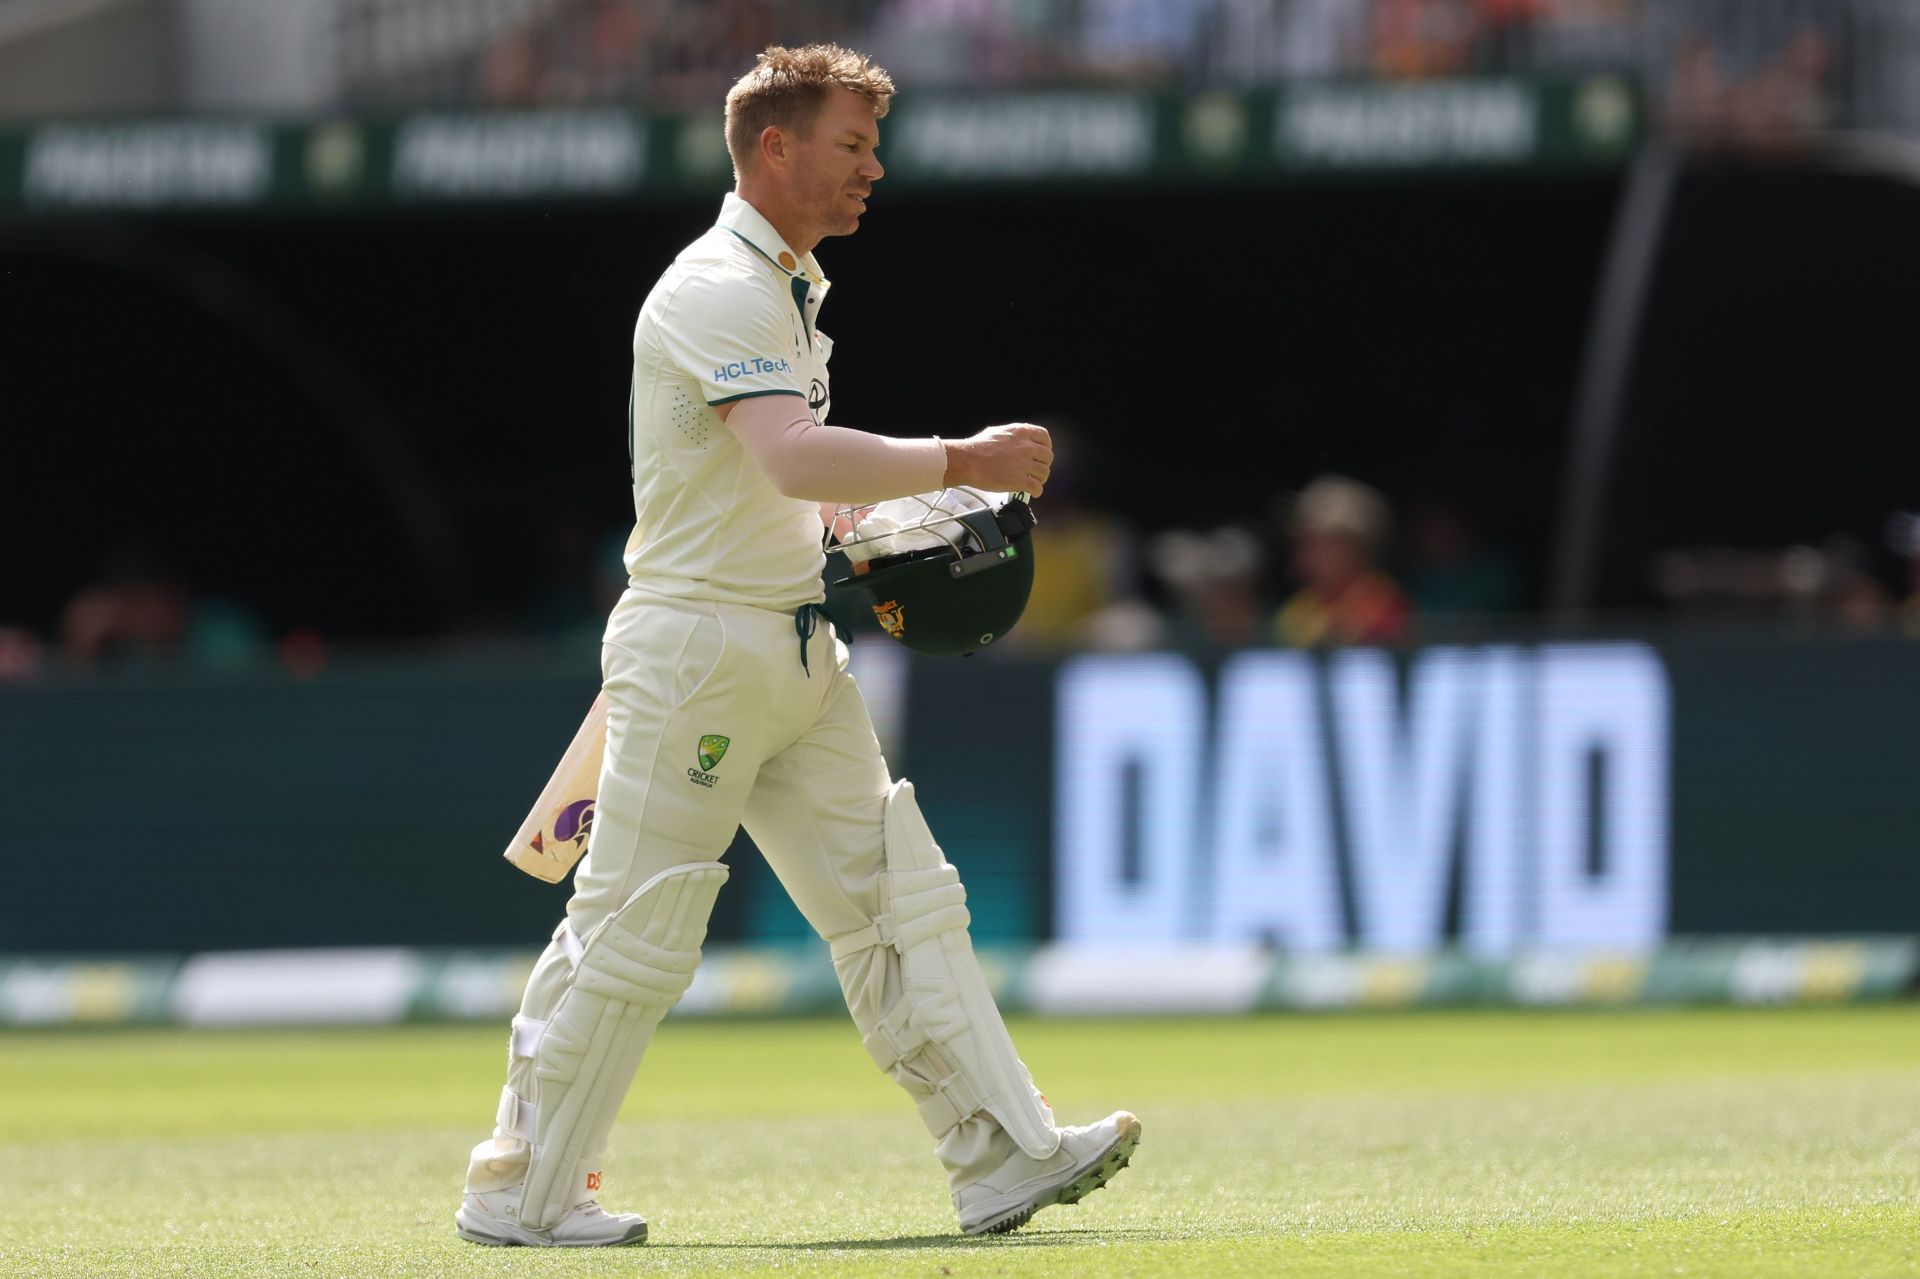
[455, 1182, 648, 1248]
[955, 1110, 1141, 1236]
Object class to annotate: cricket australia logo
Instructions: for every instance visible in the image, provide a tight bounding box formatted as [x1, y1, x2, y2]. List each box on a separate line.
[873, 599, 906, 639]
[688, 734, 730, 788]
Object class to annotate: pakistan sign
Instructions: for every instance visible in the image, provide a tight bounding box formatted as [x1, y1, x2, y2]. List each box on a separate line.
[1275, 76, 1636, 169]
[0, 77, 1639, 215]
[389, 111, 644, 198]
[1281, 80, 1538, 167]
[887, 92, 1156, 180]
[22, 121, 272, 208]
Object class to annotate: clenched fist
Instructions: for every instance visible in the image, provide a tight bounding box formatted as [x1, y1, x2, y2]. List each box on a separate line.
[941, 423, 1054, 498]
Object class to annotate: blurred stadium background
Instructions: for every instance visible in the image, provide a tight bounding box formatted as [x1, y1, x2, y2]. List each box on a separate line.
[4, 0, 1920, 1119]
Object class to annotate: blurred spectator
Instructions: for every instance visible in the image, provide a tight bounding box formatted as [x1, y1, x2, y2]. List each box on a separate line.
[1145, 525, 1269, 650]
[657, 0, 790, 110]
[1370, 0, 1476, 78]
[1886, 510, 1920, 637]
[1201, 0, 1367, 83]
[1400, 490, 1522, 626]
[318, 0, 1901, 144]
[585, 0, 655, 93]
[0, 626, 46, 681]
[1652, 533, 1896, 632]
[1078, 0, 1214, 82]
[1012, 508, 1144, 650]
[479, 27, 542, 106]
[869, 0, 1024, 88]
[1273, 475, 1414, 647]
[1827, 560, 1893, 631]
[1650, 544, 1771, 621]
[1467, 0, 1541, 71]
[465, 0, 803, 113]
[57, 550, 272, 673]
[1662, 0, 1838, 149]
[348, 0, 1856, 139]
[1526, 0, 1639, 73]
[1008, 0, 1103, 82]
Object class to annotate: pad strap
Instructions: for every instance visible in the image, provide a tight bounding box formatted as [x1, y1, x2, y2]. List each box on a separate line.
[555, 920, 584, 968]
[829, 916, 894, 960]
[828, 865, 968, 960]
[495, 1086, 535, 1142]
[916, 1064, 987, 1135]
[860, 993, 987, 1135]
[511, 1015, 547, 1060]
[859, 993, 927, 1070]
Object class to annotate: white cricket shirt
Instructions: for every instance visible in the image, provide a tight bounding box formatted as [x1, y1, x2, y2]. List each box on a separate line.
[622, 192, 834, 611]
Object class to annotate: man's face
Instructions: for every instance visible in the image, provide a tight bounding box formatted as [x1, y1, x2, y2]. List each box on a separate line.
[1292, 530, 1367, 589]
[783, 87, 885, 243]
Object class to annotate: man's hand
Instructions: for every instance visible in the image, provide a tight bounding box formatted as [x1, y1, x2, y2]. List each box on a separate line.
[943, 423, 1054, 498]
[820, 501, 876, 543]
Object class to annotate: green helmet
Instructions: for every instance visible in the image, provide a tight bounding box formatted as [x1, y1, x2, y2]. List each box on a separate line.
[832, 492, 1037, 657]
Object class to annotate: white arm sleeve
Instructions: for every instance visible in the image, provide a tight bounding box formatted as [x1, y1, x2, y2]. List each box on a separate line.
[724, 394, 947, 505]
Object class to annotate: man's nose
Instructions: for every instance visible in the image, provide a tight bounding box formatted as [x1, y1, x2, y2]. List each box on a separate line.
[862, 153, 885, 182]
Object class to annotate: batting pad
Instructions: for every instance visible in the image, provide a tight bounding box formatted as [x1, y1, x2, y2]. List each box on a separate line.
[829, 781, 1060, 1161]
[517, 860, 727, 1229]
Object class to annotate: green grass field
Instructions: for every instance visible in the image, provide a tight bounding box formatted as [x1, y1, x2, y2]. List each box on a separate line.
[3, 1007, 1917, 1278]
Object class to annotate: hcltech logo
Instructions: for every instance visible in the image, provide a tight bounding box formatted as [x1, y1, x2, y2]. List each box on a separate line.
[689, 734, 731, 788]
[712, 356, 792, 383]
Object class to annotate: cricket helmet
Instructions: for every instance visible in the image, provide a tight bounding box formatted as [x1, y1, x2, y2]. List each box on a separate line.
[831, 489, 1037, 657]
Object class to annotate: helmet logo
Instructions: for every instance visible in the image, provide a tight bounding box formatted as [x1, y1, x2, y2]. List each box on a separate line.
[873, 599, 907, 639]
[979, 633, 994, 646]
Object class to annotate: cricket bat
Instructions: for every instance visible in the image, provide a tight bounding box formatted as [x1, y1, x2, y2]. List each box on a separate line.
[503, 693, 608, 883]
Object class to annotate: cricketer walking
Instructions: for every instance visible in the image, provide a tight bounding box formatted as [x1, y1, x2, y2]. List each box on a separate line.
[455, 43, 1140, 1247]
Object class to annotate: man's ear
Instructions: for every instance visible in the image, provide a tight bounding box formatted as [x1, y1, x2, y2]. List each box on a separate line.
[758, 125, 787, 170]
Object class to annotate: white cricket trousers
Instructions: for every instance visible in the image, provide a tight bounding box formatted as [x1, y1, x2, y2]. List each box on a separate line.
[502, 588, 1018, 1187]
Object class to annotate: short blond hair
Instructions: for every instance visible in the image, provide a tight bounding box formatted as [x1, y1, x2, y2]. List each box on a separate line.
[725, 44, 895, 178]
